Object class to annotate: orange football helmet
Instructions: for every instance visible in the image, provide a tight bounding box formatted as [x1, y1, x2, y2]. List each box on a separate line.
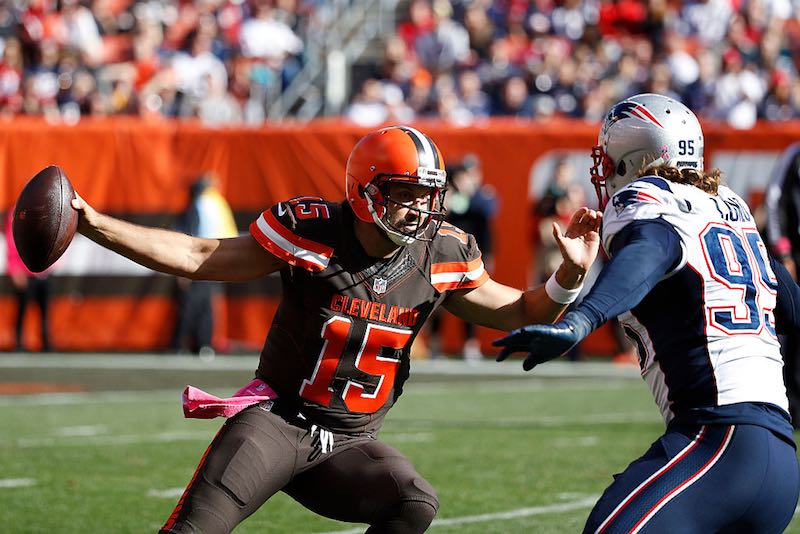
[346, 126, 447, 245]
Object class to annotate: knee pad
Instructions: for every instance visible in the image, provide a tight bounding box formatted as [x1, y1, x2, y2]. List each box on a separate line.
[368, 499, 438, 534]
[365, 476, 439, 533]
[402, 476, 439, 513]
[397, 499, 438, 531]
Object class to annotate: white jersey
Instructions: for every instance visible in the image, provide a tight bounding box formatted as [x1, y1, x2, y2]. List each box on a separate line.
[602, 176, 788, 424]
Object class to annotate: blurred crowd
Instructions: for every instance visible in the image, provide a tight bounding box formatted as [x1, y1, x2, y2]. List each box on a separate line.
[351, 0, 800, 128]
[0, 0, 308, 124]
[1, 0, 800, 128]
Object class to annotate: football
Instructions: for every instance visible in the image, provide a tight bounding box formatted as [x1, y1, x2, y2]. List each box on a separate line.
[12, 165, 79, 273]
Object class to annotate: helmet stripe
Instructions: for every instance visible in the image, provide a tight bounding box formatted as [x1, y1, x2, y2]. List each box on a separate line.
[398, 126, 440, 170]
[632, 105, 665, 129]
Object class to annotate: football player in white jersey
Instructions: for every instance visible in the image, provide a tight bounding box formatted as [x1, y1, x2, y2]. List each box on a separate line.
[496, 93, 800, 533]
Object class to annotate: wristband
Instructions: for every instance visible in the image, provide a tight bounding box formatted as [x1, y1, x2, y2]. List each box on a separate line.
[545, 272, 583, 305]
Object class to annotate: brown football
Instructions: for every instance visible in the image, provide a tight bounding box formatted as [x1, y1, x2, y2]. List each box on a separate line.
[12, 165, 78, 273]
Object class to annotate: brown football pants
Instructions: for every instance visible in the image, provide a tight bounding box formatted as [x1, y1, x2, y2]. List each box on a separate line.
[160, 402, 438, 533]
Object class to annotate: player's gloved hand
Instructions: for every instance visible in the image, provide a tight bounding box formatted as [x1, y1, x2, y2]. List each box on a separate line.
[493, 311, 592, 371]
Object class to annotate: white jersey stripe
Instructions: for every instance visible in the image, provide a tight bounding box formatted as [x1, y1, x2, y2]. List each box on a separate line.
[255, 214, 330, 270]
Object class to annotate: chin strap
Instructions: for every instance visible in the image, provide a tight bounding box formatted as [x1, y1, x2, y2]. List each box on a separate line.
[365, 192, 416, 245]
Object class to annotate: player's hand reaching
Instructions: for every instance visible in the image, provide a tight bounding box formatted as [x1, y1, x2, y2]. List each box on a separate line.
[556, 207, 602, 281]
[493, 311, 592, 371]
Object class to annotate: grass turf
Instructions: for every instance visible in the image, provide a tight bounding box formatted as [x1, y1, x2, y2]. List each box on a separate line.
[0, 356, 797, 533]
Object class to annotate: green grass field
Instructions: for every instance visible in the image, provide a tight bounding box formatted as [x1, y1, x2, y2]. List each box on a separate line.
[1, 355, 798, 533]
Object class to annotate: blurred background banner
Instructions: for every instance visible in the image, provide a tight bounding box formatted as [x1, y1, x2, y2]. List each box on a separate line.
[1, 118, 799, 352]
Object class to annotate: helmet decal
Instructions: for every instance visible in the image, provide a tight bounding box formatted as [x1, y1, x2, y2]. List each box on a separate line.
[607, 101, 665, 129]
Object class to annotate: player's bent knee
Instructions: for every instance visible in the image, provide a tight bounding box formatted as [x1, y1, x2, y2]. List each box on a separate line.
[402, 475, 439, 514]
[368, 476, 439, 533]
[400, 499, 438, 531]
[368, 498, 438, 534]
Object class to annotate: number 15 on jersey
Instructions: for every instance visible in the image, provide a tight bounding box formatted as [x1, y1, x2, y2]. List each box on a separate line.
[300, 317, 412, 413]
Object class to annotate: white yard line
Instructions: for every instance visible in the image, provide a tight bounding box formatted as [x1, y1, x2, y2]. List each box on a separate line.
[8, 430, 432, 449]
[551, 436, 599, 447]
[319, 496, 598, 533]
[0, 381, 644, 408]
[0, 478, 36, 488]
[381, 432, 434, 443]
[0, 355, 640, 379]
[0, 355, 258, 371]
[14, 431, 212, 448]
[147, 488, 185, 499]
[489, 412, 657, 425]
[408, 380, 637, 395]
[0, 390, 179, 406]
[55, 425, 107, 437]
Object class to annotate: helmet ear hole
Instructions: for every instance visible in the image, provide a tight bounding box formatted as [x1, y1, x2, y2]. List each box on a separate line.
[616, 160, 626, 176]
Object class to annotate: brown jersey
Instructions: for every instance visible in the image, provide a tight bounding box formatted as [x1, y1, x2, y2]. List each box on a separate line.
[248, 196, 488, 434]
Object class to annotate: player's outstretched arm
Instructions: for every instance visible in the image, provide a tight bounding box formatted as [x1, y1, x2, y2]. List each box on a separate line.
[72, 194, 285, 281]
[444, 207, 601, 331]
[493, 311, 592, 370]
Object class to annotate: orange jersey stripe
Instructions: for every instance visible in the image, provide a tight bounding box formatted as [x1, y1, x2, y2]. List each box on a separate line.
[431, 256, 484, 274]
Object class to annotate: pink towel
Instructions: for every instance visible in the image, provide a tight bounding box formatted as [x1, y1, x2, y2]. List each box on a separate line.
[182, 378, 277, 419]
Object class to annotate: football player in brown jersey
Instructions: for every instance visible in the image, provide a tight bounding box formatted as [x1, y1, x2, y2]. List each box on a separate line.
[71, 125, 601, 533]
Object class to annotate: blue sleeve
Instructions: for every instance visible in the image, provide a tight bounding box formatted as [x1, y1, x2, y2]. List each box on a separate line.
[574, 219, 683, 330]
[771, 254, 800, 333]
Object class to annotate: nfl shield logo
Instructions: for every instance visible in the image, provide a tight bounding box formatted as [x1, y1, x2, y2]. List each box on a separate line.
[373, 277, 388, 294]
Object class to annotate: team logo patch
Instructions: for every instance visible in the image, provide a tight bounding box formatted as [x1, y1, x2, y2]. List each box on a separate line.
[607, 101, 665, 129]
[373, 277, 388, 294]
[613, 188, 662, 214]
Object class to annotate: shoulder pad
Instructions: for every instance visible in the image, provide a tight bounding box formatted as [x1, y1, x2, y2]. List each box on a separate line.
[603, 178, 681, 253]
[249, 196, 338, 272]
[430, 222, 489, 293]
